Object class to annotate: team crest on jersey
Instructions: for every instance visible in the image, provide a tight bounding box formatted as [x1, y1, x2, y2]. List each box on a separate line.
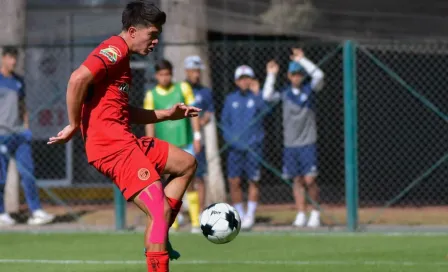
[119, 83, 130, 93]
[99, 45, 121, 63]
[300, 93, 308, 102]
[138, 168, 150, 181]
[247, 99, 255, 108]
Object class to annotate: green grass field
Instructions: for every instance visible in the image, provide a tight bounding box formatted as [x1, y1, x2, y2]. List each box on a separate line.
[0, 232, 447, 272]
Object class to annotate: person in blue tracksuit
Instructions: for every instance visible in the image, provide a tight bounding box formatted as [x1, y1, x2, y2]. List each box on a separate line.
[221, 65, 269, 230]
[0, 46, 54, 226]
[184, 55, 215, 214]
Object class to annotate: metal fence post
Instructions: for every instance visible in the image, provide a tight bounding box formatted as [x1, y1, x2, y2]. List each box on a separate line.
[343, 40, 359, 231]
[114, 185, 126, 230]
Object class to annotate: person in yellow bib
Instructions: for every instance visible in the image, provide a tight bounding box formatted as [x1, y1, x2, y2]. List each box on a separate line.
[144, 59, 202, 233]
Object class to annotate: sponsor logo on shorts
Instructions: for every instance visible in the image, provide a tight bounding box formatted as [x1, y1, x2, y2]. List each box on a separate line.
[99, 45, 121, 63]
[138, 168, 150, 181]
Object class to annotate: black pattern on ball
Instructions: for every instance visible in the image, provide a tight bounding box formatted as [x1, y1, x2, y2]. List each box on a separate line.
[205, 203, 217, 210]
[201, 224, 214, 238]
[226, 210, 239, 231]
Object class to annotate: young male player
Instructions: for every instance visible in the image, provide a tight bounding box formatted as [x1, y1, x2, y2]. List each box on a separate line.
[47, 2, 200, 271]
[262, 48, 324, 228]
[144, 59, 202, 233]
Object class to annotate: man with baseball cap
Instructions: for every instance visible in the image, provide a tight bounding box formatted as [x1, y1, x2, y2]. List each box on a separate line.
[262, 48, 325, 228]
[221, 64, 268, 230]
[0, 46, 55, 226]
[183, 55, 214, 219]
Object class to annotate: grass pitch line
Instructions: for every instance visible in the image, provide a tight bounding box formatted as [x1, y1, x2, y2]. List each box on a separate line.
[2, 230, 448, 237]
[0, 259, 447, 266]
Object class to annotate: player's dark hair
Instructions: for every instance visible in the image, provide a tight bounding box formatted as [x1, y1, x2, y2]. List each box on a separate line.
[122, 1, 166, 30]
[155, 59, 173, 72]
[2, 46, 18, 57]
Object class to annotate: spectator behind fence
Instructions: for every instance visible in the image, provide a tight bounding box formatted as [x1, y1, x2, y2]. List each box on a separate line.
[0, 46, 54, 226]
[184, 56, 214, 214]
[262, 48, 324, 228]
[143, 59, 202, 233]
[221, 65, 269, 230]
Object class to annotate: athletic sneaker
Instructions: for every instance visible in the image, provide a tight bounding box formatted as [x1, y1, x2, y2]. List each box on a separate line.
[167, 239, 181, 260]
[27, 209, 55, 225]
[292, 212, 307, 227]
[241, 215, 255, 230]
[0, 213, 16, 226]
[306, 210, 320, 228]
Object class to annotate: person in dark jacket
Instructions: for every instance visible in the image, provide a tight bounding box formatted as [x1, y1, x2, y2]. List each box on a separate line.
[221, 65, 268, 230]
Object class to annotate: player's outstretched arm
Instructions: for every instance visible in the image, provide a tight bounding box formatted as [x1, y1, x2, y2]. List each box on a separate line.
[291, 48, 325, 91]
[262, 60, 281, 102]
[47, 65, 93, 145]
[129, 103, 202, 124]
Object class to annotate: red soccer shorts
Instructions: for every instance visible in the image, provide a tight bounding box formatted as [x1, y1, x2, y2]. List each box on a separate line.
[91, 137, 169, 200]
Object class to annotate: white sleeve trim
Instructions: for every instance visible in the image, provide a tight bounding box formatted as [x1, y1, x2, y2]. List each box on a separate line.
[262, 73, 281, 102]
[298, 57, 325, 92]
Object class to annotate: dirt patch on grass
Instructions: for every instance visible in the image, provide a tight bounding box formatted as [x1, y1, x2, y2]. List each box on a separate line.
[32, 204, 448, 227]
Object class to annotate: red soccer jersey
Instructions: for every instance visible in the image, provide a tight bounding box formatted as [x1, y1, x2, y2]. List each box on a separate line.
[81, 36, 136, 162]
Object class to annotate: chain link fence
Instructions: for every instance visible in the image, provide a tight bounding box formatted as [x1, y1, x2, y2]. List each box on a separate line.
[356, 41, 448, 225]
[1, 39, 447, 229]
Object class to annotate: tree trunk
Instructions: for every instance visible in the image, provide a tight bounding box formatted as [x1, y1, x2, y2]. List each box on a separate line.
[161, 0, 226, 205]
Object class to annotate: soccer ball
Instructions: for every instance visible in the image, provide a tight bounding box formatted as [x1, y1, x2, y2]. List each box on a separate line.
[200, 203, 241, 244]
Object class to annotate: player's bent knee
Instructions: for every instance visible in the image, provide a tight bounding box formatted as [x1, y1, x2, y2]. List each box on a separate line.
[175, 151, 197, 177]
[139, 183, 169, 244]
[185, 154, 198, 175]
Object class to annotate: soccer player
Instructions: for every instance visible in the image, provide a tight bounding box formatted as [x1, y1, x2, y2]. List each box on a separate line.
[47, 2, 200, 271]
[221, 65, 268, 230]
[143, 59, 202, 233]
[262, 48, 324, 228]
[0, 46, 55, 226]
[184, 55, 215, 213]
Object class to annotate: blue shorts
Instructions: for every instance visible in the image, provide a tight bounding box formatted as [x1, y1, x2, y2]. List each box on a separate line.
[227, 147, 262, 182]
[283, 144, 318, 178]
[195, 149, 207, 178]
[182, 143, 194, 155]
[0, 132, 35, 185]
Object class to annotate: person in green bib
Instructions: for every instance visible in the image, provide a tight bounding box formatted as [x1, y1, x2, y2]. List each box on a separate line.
[144, 59, 202, 233]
